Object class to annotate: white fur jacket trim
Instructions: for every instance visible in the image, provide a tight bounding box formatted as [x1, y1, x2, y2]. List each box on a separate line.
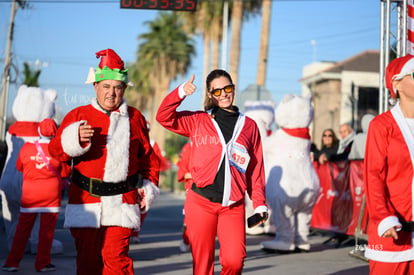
[140, 179, 160, 214]
[61, 121, 91, 157]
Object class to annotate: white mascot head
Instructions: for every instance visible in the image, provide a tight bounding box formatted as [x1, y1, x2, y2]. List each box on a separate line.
[275, 94, 313, 129]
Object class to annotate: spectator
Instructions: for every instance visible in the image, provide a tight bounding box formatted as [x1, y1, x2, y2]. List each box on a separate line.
[348, 114, 375, 160]
[364, 54, 414, 274]
[337, 123, 355, 155]
[2, 119, 71, 272]
[48, 49, 159, 274]
[314, 128, 339, 165]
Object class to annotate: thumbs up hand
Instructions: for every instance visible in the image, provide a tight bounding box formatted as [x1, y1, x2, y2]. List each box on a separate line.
[183, 74, 196, 96]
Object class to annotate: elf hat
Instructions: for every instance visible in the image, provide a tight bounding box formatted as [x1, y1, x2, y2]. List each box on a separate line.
[385, 54, 414, 98]
[85, 49, 133, 86]
[39, 118, 58, 138]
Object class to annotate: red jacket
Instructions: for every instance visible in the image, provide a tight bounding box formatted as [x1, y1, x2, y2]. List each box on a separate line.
[156, 86, 266, 210]
[364, 103, 414, 262]
[49, 99, 159, 230]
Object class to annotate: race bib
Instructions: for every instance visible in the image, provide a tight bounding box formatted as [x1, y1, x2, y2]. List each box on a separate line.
[229, 142, 250, 173]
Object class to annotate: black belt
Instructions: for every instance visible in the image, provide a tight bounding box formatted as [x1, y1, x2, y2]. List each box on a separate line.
[401, 221, 414, 232]
[71, 169, 142, 197]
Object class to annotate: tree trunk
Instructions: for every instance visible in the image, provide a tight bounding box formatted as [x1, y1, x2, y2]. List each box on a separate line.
[148, 62, 169, 153]
[210, 18, 221, 70]
[202, 32, 210, 109]
[257, 0, 272, 86]
[229, 0, 243, 104]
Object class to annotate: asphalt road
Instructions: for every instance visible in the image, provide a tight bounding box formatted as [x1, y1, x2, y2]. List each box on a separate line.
[0, 191, 370, 274]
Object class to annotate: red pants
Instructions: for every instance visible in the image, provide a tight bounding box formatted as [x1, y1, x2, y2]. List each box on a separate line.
[71, 226, 134, 275]
[369, 260, 414, 275]
[185, 190, 246, 275]
[5, 212, 58, 271]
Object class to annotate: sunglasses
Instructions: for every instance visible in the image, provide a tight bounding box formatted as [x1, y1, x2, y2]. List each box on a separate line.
[323, 134, 333, 137]
[209, 84, 234, 97]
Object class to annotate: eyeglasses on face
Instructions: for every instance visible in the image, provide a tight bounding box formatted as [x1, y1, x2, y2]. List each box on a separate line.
[323, 134, 333, 138]
[209, 84, 234, 97]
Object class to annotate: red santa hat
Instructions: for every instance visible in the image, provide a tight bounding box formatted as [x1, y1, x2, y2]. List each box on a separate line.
[39, 118, 57, 138]
[385, 54, 414, 98]
[85, 49, 133, 86]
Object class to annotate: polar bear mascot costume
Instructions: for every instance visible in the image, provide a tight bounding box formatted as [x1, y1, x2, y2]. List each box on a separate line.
[0, 85, 61, 253]
[243, 100, 275, 235]
[261, 94, 320, 252]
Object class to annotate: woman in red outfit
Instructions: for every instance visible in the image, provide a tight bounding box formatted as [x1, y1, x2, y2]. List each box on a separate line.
[365, 54, 414, 274]
[2, 119, 71, 272]
[156, 69, 268, 275]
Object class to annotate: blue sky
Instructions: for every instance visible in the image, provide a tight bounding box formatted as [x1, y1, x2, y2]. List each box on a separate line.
[0, 0, 380, 120]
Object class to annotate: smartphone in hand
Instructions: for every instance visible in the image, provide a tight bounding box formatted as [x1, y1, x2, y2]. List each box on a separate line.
[247, 212, 268, 228]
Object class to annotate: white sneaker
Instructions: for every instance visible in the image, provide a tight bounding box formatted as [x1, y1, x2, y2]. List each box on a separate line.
[261, 240, 295, 252]
[179, 240, 191, 252]
[37, 263, 56, 272]
[2, 265, 18, 272]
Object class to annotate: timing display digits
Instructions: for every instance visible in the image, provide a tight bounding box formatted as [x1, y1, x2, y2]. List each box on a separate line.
[120, 0, 197, 11]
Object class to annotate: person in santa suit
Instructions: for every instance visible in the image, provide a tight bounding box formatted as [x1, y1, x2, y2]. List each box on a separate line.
[176, 141, 193, 252]
[364, 54, 414, 274]
[48, 49, 160, 275]
[156, 69, 267, 275]
[2, 119, 71, 272]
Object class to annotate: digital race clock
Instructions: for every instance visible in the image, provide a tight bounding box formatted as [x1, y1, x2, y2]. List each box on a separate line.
[120, 0, 197, 11]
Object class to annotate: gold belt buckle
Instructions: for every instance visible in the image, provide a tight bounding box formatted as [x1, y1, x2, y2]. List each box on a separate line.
[89, 178, 102, 198]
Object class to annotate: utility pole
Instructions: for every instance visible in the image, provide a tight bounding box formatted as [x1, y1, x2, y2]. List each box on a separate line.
[0, 0, 25, 140]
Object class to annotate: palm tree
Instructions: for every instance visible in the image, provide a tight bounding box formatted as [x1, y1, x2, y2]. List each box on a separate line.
[228, 0, 261, 98]
[178, 1, 224, 105]
[257, 0, 272, 86]
[132, 12, 195, 152]
[22, 62, 41, 87]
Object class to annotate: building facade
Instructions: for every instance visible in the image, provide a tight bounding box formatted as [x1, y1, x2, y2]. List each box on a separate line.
[300, 50, 380, 146]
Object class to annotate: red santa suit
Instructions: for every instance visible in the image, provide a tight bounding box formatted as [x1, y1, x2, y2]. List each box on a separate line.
[48, 98, 159, 274]
[177, 142, 193, 191]
[156, 85, 267, 275]
[365, 102, 414, 264]
[177, 141, 193, 248]
[4, 119, 71, 271]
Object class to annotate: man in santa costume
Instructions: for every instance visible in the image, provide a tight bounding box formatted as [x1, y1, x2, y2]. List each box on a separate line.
[365, 54, 414, 274]
[48, 48, 159, 275]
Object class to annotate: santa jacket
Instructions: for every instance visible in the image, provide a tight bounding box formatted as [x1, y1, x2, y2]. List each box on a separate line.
[49, 99, 159, 230]
[156, 86, 266, 210]
[364, 102, 414, 262]
[17, 139, 71, 213]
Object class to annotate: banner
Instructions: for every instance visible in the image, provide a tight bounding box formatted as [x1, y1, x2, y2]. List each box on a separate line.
[311, 160, 368, 236]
